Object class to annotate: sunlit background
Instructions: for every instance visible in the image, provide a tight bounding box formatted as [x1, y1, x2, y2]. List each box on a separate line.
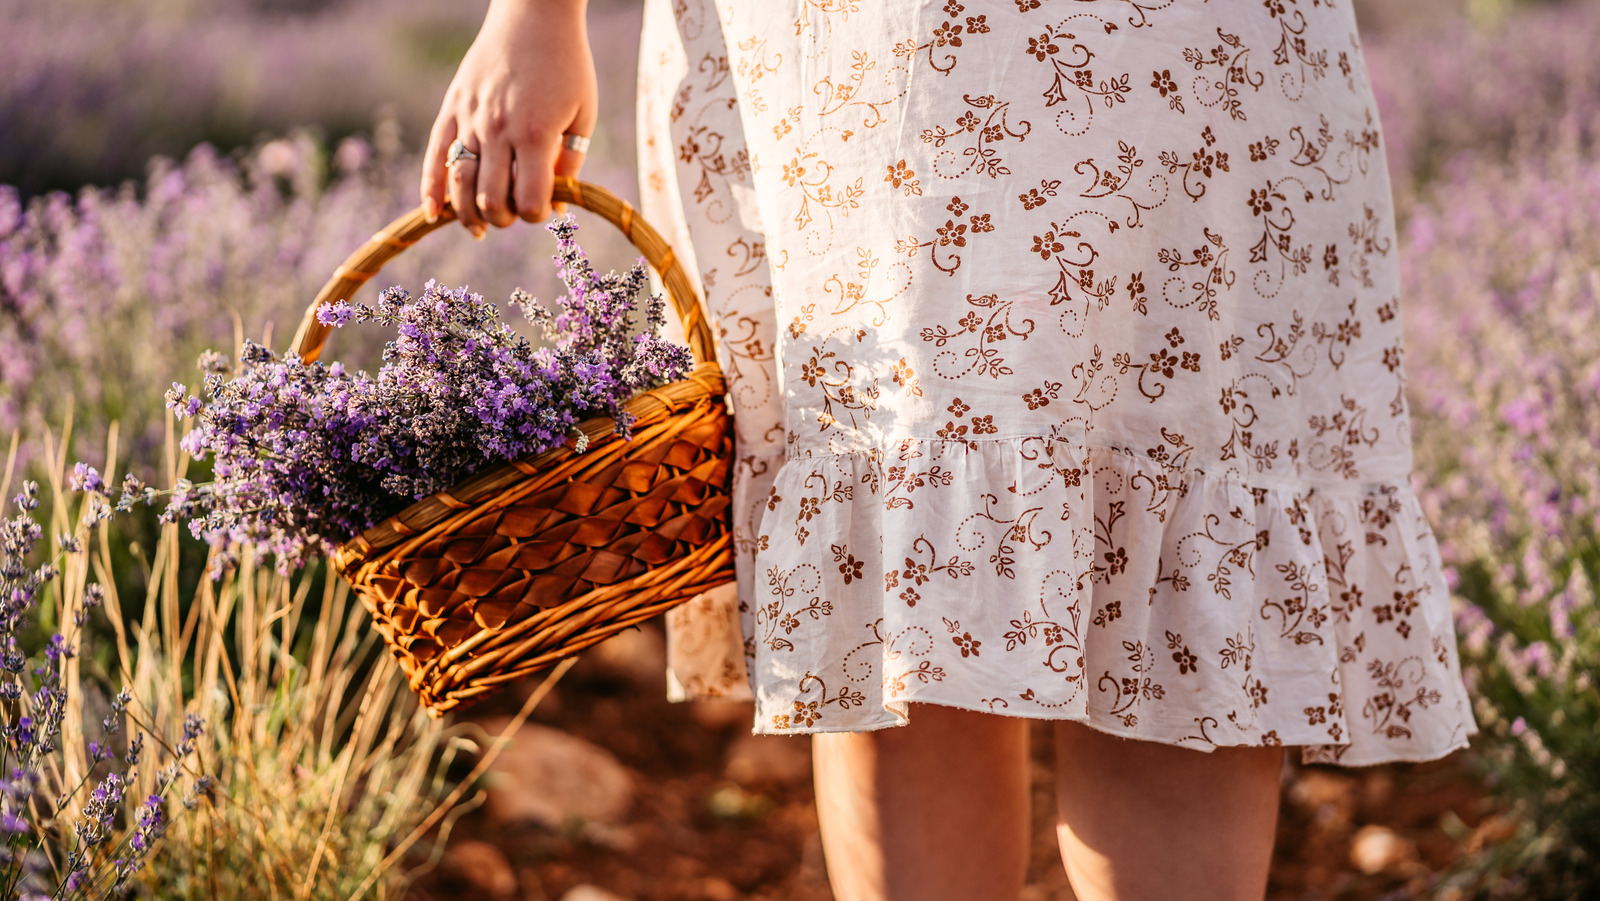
[1, 0, 1595, 898]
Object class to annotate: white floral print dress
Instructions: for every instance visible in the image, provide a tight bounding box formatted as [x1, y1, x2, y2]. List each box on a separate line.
[636, 0, 1477, 765]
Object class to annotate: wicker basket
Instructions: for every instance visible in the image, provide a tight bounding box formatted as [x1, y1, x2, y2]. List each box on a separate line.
[288, 178, 734, 715]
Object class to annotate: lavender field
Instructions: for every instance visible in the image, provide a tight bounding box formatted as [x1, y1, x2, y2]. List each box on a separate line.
[1, 0, 1597, 898]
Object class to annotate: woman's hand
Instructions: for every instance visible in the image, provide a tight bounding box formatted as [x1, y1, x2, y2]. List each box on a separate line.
[421, 0, 597, 236]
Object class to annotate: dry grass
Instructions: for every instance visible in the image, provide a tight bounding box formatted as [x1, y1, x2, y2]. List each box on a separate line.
[7, 409, 566, 899]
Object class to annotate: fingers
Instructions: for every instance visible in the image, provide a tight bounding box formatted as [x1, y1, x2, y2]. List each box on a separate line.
[548, 138, 584, 217]
[512, 133, 561, 223]
[552, 140, 586, 182]
[447, 136, 487, 238]
[476, 139, 517, 229]
[554, 105, 597, 181]
[550, 106, 598, 216]
[421, 117, 457, 223]
[432, 117, 593, 228]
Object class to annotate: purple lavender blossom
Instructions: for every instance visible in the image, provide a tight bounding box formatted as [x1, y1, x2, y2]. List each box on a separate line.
[316, 300, 355, 328]
[68, 464, 103, 495]
[162, 215, 691, 569]
[0, 475, 207, 897]
[0, 130, 608, 479]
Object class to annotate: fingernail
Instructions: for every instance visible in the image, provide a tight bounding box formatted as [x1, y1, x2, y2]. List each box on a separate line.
[423, 198, 439, 222]
[471, 225, 487, 240]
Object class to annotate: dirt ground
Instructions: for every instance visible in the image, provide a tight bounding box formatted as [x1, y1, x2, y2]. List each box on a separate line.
[403, 623, 1494, 901]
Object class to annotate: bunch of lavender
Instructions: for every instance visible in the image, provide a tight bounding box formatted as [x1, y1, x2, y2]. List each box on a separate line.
[0, 474, 208, 899]
[165, 215, 691, 570]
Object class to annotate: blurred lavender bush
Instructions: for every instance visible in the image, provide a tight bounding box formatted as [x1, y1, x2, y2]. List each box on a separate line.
[0, 0, 643, 197]
[1366, 0, 1600, 199]
[1404, 145, 1600, 898]
[0, 0, 643, 475]
[0, 0, 479, 196]
[1359, 4, 1600, 894]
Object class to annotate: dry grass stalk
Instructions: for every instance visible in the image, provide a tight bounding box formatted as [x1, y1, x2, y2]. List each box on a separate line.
[16, 412, 568, 899]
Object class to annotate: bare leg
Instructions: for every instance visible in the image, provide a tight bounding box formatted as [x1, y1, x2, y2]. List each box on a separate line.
[1054, 721, 1282, 901]
[812, 704, 1030, 901]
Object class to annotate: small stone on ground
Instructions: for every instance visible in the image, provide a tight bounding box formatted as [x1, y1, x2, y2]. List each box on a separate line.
[440, 839, 517, 897]
[559, 886, 630, 901]
[479, 720, 636, 829]
[1349, 824, 1418, 875]
[581, 626, 668, 691]
[724, 733, 813, 785]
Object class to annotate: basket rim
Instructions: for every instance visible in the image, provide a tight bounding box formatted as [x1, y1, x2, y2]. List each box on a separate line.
[335, 361, 728, 565]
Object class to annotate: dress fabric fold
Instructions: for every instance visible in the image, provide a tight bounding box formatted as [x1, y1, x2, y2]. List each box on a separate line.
[636, 0, 1477, 765]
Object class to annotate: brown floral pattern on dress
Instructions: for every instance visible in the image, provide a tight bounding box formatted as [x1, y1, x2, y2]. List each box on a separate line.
[640, 0, 1476, 766]
[639, 0, 782, 699]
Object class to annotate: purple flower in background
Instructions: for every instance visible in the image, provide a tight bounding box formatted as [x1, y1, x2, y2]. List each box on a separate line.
[1498, 395, 1546, 438]
[68, 463, 102, 495]
[163, 383, 204, 419]
[0, 126, 622, 478]
[0, 809, 27, 835]
[1401, 132, 1600, 891]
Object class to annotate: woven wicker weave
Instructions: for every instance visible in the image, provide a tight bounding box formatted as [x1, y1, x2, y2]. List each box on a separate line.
[289, 178, 734, 715]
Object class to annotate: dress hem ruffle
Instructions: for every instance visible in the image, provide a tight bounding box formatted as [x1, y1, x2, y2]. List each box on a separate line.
[740, 428, 1479, 768]
[746, 691, 1475, 768]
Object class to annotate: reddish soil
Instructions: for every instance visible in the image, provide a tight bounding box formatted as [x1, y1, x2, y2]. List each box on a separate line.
[405, 626, 1493, 901]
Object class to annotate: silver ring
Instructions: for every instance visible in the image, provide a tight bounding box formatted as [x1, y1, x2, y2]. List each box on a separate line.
[562, 132, 591, 155]
[446, 139, 480, 166]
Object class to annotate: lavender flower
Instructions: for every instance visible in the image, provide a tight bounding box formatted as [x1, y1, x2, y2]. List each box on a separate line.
[0, 130, 612, 480]
[315, 300, 355, 327]
[163, 384, 203, 419]
[67, 465, 102, 495]
[156, 215, 691, 569]
[0, 474, 207, 899]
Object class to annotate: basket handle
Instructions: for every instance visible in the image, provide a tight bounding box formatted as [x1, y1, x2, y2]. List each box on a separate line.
[290, 177, 717, 368]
